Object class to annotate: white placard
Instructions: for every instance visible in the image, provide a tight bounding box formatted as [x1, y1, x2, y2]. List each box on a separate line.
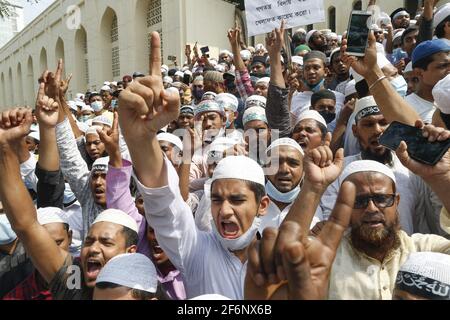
[245, 0, 325, 37]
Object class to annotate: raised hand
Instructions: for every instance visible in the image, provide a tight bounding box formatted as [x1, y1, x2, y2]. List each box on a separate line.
[265, 20, 285, 58]
[97, 112, 120, 156]
[35, 80, 60, 129]
[396, 120, 450, 181]
[227, 23, 241, 50]
[245, 181, 356, 300]
[303, 133, 344, 190]
[0, 107, 33, 147]
[118, 32, 180, 143]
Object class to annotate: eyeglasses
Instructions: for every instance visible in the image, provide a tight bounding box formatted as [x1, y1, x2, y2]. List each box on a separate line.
[354, 194, 396, 209]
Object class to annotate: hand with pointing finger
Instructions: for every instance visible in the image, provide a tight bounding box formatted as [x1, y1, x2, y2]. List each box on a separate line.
[35, 77, 60, 129]
[245, 181, 356, 300]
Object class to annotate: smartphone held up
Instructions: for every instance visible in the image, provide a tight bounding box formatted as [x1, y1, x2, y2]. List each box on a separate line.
[346, 10, 373, 57]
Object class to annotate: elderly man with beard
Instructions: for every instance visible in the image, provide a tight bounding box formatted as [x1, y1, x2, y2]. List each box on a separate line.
[321, 96, 426, 235]
[245, 122, 450, 300]
[118, 32, 272, 299]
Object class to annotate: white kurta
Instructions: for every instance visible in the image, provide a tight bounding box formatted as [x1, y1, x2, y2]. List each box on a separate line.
[136, 158, 247, 300]
[405, 93, 436, 124]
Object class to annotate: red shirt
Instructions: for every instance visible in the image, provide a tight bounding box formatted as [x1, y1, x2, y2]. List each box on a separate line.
[3, 270, 52, 300]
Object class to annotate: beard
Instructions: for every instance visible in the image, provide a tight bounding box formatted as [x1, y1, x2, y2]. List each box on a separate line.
[350, 214, 401, 255]
[360, 144, 394, 166]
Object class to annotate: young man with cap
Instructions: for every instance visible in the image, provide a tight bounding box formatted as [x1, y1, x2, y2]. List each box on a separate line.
[250, 56, 268, 78]
[290, 110, 328, 151]
[0, 106, 139, 300]
[243, 106, 271, 165]
[203, 71, 226, 94]
[191, 76, 205, 105]
[94, 253, 161, 300]
[434, 3, 450, 45]
[261, 138, 323, 235]
[305, 30, 328, 53]
[177, 105, 194, 129]
[327, 48, 351, 95]
[118, 32, 270, 299]
[391, 8, 411, 29]
[393, 252, 450, 300]
[309, 89, 338, 130]
[406, 39, 450, 123]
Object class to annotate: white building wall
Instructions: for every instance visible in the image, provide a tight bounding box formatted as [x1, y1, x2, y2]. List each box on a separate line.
[0, 0, 236, 109]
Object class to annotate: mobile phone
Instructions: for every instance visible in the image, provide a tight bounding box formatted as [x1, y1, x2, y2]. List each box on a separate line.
[379, 121, 450, 166]
[201, 46, 210, 55]
[183, 74, 191, 85]
[346, 11, 372, 57]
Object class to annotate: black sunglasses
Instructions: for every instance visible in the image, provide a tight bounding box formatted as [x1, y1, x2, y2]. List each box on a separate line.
[354, 194, 396, 209]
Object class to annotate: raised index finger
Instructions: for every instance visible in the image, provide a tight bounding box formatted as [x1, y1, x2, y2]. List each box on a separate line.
[149, 32, 162, 77]
[318, 181, 355, 252]
[55, 59, 63, 82]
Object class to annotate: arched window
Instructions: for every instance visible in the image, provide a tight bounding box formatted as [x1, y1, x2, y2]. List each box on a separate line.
[8, 68, 14, 105]
[75, 26, 89, 92]
[111, 14, 120, 78]
[17, 63, 24, 105]
[0, 72, 6, 108]
[353, 0, 362, 10]
[40, 48, 48, 73]
[26, 56, 34, 106]
[147, 0, 163, 63]
[328, 6, 336, 32]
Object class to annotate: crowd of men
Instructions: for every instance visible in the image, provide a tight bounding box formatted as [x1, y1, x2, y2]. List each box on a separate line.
[1, 0, 450, 300]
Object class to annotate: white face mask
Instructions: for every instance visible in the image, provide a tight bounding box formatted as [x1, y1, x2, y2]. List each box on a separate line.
[211, 216, 261, 251]
[91, 101, 104, 112]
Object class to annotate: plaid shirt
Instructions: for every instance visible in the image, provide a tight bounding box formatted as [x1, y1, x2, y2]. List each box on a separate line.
[235, 68, 254, 102]
[3, 270, 52, 300]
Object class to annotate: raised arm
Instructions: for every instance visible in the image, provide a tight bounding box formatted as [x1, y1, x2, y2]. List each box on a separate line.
[341, 32, 420, 126]
[0, 106, 68, 284]
[418, 0, 439, 44]
[284, 133, 344, 235]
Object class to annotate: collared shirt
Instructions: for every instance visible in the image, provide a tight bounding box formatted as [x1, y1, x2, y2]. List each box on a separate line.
[3, 270, 52, 300]
[328, 226, 450, 300]
[235, 69, 254, 102]
[136, 158, 246, 300]
[158, 269, 187, 300]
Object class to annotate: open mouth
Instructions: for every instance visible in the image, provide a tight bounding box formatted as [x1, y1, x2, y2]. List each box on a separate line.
[95, 188, 104, 195]
[86, 260, 102, 279]
[220, 221, 240, 239]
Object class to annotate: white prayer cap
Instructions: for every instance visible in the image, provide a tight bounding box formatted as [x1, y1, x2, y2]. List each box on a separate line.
[220, 50, 233, 59]
[294, 110, 327, 128]
[91, 156, 110, 174]
[208, 137, 236, 162]
[345, 79, 357, 98]
[216, 93, 239, 112]
[85, 125, 102, 137]
[434, 3, 450, 28]
[76, 93, 85, 101]
[340, 160, 396, 186]
[243, 106, 268, 126]
[96, 253, 157, 293]
[104, 81, 111, 86]
[111, 82, 118, 87]
[184, 70, 192, 77]
[175, 71, 184, 78]
[354, 96, 380, 123]
[163, 76, 173, 84]
[306, 29, 318, 44]
[161, 64, 169, 74]
[255, 43, 266, 52]
[399, 252, 450, 285]
[68, 100, 78, 112]
[81, 104, 94, 113]
[266, 138, 304, 156]
[256, 77, 270, 87]
[92, 115, 113, 128]
[433, 74, 450, 114]
[292, 56, 303, 66]
[194, 100, 225, 117]
[27, 131, 40, 142]
[202, 91, 218, 101]
[75, 100, 87, 109]
[211, 156, 265, 187]
[241, 50, 251, 61]
[190, 294, 231, 300]
[215, 64, 226, 73]
[393, 29, 405, 43]
[101, 85, 111, 92]
[245, 95, 267, 110]
[404, 61, 413, 74]
[92, 209, 138, 233]
[157, 132, 183, 151]
[36, 207, 68, 226]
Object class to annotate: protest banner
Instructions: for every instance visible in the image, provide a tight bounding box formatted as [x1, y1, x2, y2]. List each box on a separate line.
[244, 0, 325, 37]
